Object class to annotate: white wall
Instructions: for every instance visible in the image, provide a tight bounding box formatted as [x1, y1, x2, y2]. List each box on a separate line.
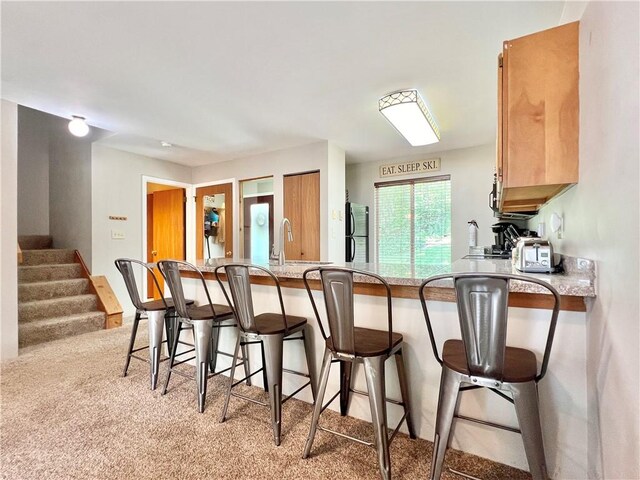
[192, 141, 344, 262]
[91, 144, 193, 316]
[327, 142, 346, 262]
[346, 143, 496, 263]
[530, 3, 639, 478]
[48, 117, 102, 265]
[17, 106, 51, 236]
[1, 100, 19, 360]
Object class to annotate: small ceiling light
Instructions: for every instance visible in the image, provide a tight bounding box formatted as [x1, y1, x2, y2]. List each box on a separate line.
[68, 116, 90, 137]
[379, 89, 440, 146]
[160, 141, 173, 148]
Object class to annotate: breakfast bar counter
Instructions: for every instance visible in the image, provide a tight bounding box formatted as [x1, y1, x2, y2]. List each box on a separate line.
[178, 256, 595, 478]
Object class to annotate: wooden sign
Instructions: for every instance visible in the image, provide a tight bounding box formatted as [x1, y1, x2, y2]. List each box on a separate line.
[379, 158, 441, 178]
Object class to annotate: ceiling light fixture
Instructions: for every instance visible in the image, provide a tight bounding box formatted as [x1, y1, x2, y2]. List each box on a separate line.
[160, 141, 173, 148]
[68, 116, 90, 137]
[378, 89, 440, 146]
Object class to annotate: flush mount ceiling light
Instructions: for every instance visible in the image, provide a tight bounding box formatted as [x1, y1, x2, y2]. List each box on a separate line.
[160, 141, 173, 148]
[378, 89, 440, 146]
[68, 116, 90, 137]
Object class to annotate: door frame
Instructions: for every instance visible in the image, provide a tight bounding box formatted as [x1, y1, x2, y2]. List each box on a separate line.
[192, 178, 238, 262]
[141, 176, 192, 300]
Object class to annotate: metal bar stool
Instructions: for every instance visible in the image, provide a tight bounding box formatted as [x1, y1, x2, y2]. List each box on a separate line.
[419, 273, 561, 480]
[215, 263, 317, 446]
[158, 260, 250, 413]
[302, 267, 416, 480]
[115, 258, 194, 390]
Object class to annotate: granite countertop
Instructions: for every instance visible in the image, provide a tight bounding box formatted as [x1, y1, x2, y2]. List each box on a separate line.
[193, 256, 596, 298]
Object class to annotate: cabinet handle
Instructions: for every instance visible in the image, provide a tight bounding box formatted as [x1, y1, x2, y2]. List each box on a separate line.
[226, 251, 232, 257]
[151, 250, 158, 257]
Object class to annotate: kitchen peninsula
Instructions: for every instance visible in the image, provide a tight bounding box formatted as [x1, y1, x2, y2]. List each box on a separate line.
[179, 256, 595, 478]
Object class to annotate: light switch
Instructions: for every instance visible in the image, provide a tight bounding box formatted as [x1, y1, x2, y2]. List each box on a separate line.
[332, 209, 337, 220]
[111, 230, 125, 240]
[339, 211, 343, 221]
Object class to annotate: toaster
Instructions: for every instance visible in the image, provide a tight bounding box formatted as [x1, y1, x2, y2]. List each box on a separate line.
[512, 238, 554, 273]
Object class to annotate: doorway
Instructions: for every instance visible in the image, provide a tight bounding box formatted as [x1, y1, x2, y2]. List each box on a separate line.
[240, 177, 274, 263]
[146, 182, 186, 299]
[196, 183, 234, 260]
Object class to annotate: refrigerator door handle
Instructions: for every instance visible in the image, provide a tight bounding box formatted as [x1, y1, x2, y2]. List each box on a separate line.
[350, 212, 356, 236]
[350, 237, 356, 262]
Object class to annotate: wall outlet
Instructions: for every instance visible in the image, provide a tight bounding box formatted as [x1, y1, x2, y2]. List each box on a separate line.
[111, 230, 125, 240]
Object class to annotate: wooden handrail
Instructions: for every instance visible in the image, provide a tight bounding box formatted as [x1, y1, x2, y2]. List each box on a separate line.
[75, 250, 123, 329]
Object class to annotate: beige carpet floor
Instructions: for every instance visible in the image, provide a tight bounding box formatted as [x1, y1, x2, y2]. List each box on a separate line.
[1, 325, 530, 479]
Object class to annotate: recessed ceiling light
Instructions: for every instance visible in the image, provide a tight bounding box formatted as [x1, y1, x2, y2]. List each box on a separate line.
[68, 116, 90, 137]
[160, 141, 172, 148]
[379, 90, 440, 146]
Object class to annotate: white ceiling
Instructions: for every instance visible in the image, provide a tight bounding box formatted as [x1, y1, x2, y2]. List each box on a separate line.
[1, 2, 565, 166]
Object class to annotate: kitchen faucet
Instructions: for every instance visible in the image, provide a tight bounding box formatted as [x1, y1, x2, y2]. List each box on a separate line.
[274, 217, 293, 266]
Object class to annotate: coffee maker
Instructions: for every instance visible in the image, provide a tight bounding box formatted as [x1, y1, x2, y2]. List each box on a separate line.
[491, 222, 532, 255]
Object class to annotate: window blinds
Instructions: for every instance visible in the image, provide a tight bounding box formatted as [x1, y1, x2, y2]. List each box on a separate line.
[375, 175, 451, 265]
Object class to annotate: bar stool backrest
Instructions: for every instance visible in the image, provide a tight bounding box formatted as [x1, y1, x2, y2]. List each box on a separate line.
[114, 258, 166, 311]
[157, 260, 214, 320]
[215, 263, 290, 334]
[420, 273, 561, 382]
[303, 267, 393, 356]
[454, 276, 510, 379]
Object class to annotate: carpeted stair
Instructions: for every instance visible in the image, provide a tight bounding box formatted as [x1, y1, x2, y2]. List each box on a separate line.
[17, 235, 105, 348]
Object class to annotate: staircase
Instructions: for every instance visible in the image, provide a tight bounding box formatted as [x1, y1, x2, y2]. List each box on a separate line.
[18, 235, 106, 348]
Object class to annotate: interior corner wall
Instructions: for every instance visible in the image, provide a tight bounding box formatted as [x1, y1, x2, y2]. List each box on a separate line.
[48, 117, 96, 265]
[91, 144, 192, 316]
[1, 99, 19, 360]
[17, 106, 50, 236]
[346, 143, 496, 263]
[327, 142, 346, 262]
[191, 141, 335, 261]
[529, 3, 640, 478]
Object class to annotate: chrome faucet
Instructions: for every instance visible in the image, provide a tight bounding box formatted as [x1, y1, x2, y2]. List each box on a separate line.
[276, 217, 293, 266]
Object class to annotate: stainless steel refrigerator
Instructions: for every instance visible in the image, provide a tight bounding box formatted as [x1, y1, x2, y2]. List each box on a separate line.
[345, 202, 369, 262]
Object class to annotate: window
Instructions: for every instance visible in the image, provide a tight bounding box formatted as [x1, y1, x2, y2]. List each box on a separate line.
[375, 175, 451, 265]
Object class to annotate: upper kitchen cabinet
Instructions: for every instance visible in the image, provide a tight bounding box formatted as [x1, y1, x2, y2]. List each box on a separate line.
[498, 21, 579, 213]
[283, 170, 320, 261]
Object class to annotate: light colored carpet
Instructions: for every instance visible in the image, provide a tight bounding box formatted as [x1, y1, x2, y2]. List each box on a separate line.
[1, 325, 530, 479]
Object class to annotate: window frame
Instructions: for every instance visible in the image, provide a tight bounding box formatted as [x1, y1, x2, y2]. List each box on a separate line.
[374, 174, 451, 265]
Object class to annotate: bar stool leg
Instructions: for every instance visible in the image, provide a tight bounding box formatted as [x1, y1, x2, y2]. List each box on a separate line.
[512, 381, 549, 480]
[220, 333, 242, 423]
[430, 367, 461, 480]
[395, 348, 417, 439]
[260, 341, 269, 392]
[193, 320, 213, 413]
[209, 323, 221, 374]
[162, 321, 184, 395]
[302, 325, 317, 400]
[122, 312, 141, 377]
[164, 311, 175, 358]
[240, 341, 252, 386]
[363, 355, 391, 480]
[302, 347, 333, 459]
[339, 359, 354, 416]
[262, 334, 284, 446]
[147, 310, 165, 390]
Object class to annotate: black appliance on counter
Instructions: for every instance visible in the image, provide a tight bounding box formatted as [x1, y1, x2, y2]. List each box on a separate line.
[491, 221, 538, 255]
[345, 202, 369, 262]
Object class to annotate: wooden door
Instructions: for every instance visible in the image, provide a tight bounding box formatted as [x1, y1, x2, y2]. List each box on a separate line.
[284, 171, 320, 261]
[148, 188, 185, 299]
[196, 183, 233, 260]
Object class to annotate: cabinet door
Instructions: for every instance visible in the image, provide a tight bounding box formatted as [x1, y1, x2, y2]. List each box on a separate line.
[503, 22, 579, 188]
[283, 171, 320, 261]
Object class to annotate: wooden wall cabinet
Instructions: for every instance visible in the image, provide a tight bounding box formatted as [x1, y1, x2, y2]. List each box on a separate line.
[283, 171, 320, 260]
[498, 21, 579, 213]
